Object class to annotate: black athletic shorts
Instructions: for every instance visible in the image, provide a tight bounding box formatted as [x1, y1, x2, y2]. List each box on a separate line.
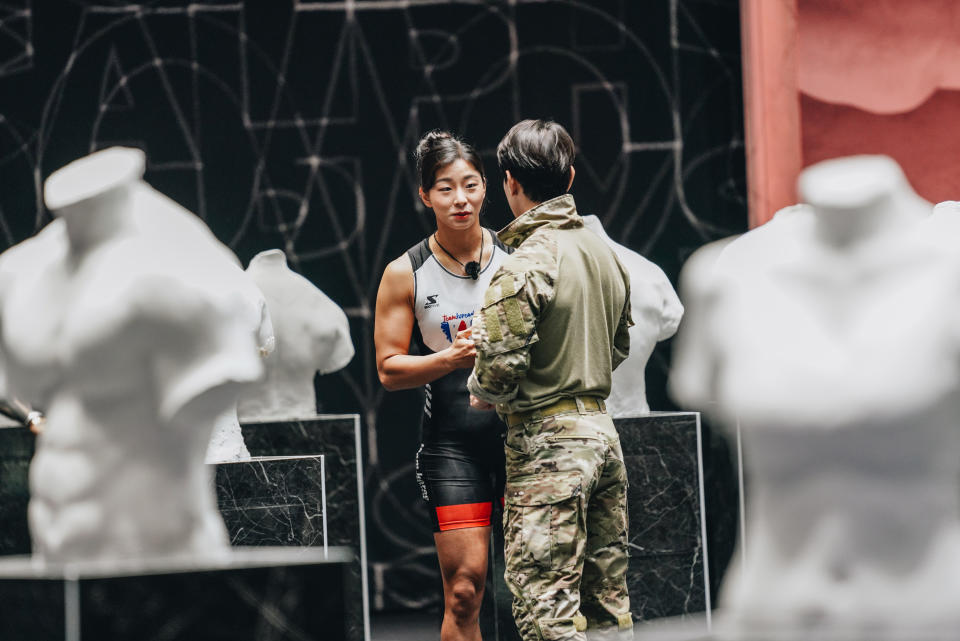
[416, 435, 506, 533]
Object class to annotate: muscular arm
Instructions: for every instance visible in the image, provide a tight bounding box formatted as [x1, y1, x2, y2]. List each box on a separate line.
[374, 256, 475, 391]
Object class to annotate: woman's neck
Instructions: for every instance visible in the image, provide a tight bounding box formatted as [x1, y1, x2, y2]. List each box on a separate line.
[433, 224, 483, 258]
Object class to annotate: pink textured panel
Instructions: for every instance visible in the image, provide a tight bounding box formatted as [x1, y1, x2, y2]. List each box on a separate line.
[798, 0, 960, 114]
[801, 90, 960, 204]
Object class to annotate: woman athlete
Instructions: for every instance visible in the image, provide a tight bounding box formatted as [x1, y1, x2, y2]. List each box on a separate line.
[375, 131, 509, 641]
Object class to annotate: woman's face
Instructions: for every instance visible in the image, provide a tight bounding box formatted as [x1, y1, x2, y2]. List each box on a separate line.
[419, 158, 486, 233]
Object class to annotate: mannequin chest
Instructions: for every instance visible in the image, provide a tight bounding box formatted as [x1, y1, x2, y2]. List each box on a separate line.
[713, 250, 960, 422]
[0, 243, 154, 404]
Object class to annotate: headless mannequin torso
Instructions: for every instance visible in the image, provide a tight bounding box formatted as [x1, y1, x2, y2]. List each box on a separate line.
[580, 215, 683, 416]
[672, 156, 960, 639]
[1, 148, 264, 562]
[237, 250, 354, 422]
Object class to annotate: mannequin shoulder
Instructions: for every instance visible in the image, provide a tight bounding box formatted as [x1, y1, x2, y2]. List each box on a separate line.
[0, 220, 66, 278]
[83, 238, 252, 328]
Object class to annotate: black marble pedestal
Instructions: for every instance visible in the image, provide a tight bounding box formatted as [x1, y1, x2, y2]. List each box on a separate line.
[0, 427, 33, 555]
[216, 455, 327, 548]
[618, 412, 710, 630]
[0, 547, 351, 641]
[481, 412, 711, 640]
[0, 416, 369, 640]
[241, 416, 364, 560]
[214, 453, 366, 640]
[239, 415, 368, 641]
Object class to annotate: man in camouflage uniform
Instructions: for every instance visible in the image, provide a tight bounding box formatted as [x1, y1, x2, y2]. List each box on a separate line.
[467, 120, 634, 641]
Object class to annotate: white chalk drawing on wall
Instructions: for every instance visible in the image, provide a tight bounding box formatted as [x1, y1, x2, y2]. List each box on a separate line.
[0, 0, 32, 77]
[0, 0, 745, 611]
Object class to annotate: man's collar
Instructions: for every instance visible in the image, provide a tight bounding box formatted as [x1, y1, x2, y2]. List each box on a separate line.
[498, 194, 582, 248]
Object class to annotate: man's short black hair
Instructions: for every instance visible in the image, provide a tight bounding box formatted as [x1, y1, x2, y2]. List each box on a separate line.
[496, 119, 575, 204]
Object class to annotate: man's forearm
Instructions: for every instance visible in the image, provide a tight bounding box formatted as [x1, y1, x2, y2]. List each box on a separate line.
[467, 369, 517, 405]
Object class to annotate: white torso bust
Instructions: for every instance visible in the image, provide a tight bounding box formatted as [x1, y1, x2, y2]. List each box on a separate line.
[237, 249, 354, 422]
[672, 156, 960, 638]
[1, 147, 264, 562]
[580, 215, 683, 416]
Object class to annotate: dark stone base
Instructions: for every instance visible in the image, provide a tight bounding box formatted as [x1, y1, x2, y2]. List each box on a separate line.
[217, 455, 327, 547]
[0, 416, 369, 641]
[0, 547, 352, 641]
[0, 427, 33, 556]
[241, 415, 363, 555]
[239, 415, 368, 641]
[619, 412, 709, 620]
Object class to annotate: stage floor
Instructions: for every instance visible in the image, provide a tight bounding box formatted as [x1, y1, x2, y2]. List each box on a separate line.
[371, 610, 439, 641]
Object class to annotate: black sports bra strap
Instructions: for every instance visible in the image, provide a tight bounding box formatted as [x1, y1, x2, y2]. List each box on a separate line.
[407, 228, 508, 272]
[489, 229, 509, 252]
[406, 236, 432, 271]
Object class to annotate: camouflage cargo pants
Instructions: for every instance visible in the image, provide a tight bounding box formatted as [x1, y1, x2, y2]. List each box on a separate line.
[502, 402, 632, 641]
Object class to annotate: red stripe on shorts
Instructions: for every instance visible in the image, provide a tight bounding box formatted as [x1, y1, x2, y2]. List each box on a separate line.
[436, 501, 493, 531]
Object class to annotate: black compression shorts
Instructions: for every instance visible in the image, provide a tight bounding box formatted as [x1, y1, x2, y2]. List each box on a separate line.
[416, 435, 505, 533]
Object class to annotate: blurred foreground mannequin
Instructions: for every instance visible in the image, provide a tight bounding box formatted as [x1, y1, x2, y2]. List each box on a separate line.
[672, 156, 960, 640]
[237, 249, 353, 421]
[0, 147, 264, 562]
[581, 216, 683, 416]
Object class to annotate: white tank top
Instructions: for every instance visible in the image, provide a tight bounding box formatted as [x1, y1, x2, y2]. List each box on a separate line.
[406, 230, 510, 441]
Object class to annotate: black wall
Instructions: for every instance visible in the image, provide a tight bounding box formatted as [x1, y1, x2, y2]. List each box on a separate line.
[0, 0, 746, 612]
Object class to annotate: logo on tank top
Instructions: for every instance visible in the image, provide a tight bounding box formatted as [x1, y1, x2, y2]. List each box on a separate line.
[424, 294, 439, 309]
[440, 311, 474, 343]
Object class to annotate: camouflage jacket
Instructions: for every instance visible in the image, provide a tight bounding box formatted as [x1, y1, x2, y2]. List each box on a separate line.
[467, 194, 633, 415]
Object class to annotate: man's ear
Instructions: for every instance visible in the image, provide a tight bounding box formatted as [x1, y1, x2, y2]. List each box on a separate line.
[566, 166, 576, 192]
[418, 186, 431, 209]
[504, 170, 521, 197]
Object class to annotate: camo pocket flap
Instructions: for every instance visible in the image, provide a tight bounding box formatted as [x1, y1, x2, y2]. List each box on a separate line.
[505, 470, 582, 506]
[483, 271, 527, 307]
[479, 272, 538, 355]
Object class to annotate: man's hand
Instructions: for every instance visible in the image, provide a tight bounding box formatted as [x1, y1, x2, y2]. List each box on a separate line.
[469, 394, 494, 411]
[446, 327, 477, 369]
